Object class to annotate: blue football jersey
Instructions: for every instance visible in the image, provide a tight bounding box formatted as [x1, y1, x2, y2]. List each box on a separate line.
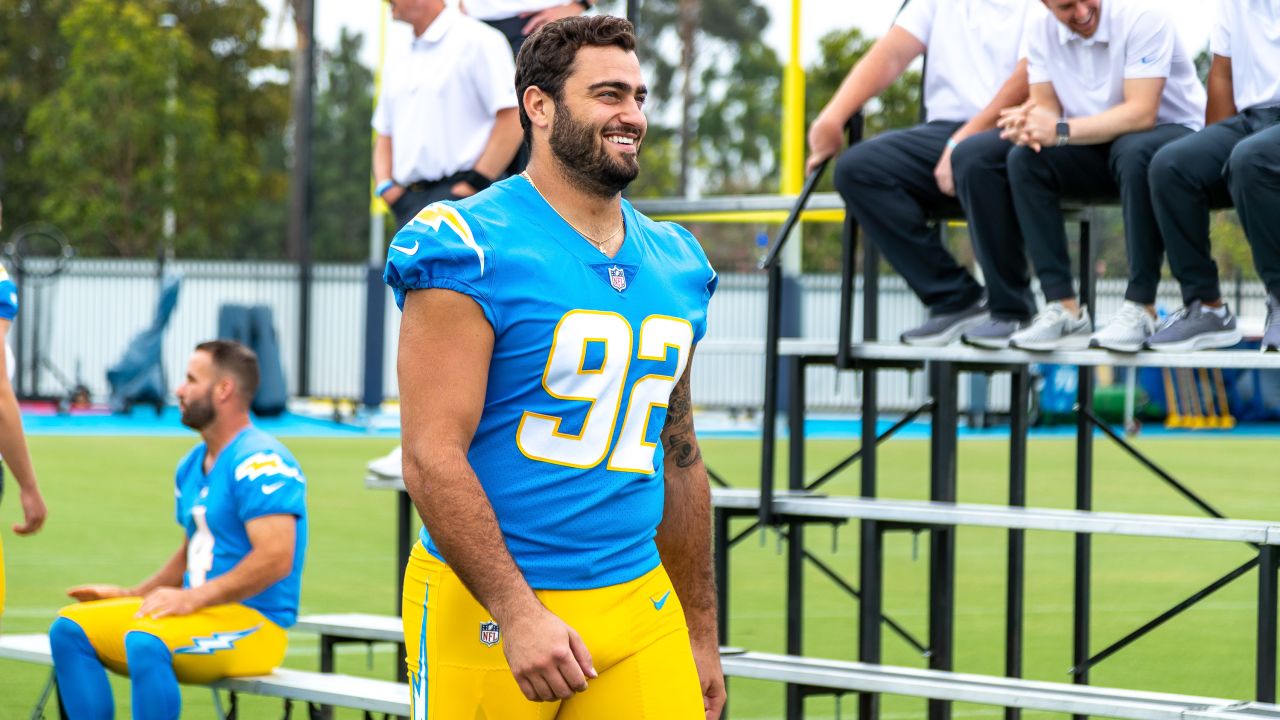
[386, 176, 717, 590]
[0, 265, 17, 321]
[174, 426, 308, 627]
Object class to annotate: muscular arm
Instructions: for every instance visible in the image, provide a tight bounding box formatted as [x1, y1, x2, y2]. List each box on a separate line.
[655, 354, 724, 719]
[0, 319, 45, 535]
[1014, 76, 1165, 151]
[1065, 76, 1165, 144]
[1206, 54, 1237, 126]
[134, 515, 297, 618]
[806, 26, 926, 173]
[399, 288, 533, 623]
[399, 288, 594, 702]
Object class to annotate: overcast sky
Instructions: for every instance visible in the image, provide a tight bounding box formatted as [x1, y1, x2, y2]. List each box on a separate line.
[265, 0, 1215, 82]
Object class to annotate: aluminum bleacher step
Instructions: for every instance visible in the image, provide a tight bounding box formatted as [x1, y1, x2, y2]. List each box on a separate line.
[0, 633, 410, 715]
[711, 489, 1280, 544]
[720, 650, 1278, 720]
[699, 340, 1280, 369]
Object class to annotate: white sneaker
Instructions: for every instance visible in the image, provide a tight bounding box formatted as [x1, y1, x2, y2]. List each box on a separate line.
[367, 445, 403, 478]
[1089, 301, 1155, 353]
[1009, 302, 1093, 351]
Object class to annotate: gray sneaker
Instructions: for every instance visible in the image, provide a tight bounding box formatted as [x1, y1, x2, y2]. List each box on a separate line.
[1009, 302, 1092, 351]
[901, 301, 988, 347]
[1146, 301, 1242, 352]
[1263, 294, 1280, 353]
[962, 317, 1028, 349]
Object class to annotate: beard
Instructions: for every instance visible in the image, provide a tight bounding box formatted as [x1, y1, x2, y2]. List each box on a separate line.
[549, 106, 641, 198]
[180, 388, 216, 430]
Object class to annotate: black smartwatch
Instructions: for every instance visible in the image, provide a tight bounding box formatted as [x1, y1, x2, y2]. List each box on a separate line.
[1055, 119, 1071, 147]
[461, 170, 493, 192]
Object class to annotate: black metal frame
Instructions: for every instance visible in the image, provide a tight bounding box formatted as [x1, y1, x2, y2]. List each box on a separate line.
[729, 149, 1280, 720]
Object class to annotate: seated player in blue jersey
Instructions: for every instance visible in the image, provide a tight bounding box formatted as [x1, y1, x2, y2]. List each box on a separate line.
[1, 248, 48, 627]
[48, 340, 307, 720]
[385, 15, 724, 720]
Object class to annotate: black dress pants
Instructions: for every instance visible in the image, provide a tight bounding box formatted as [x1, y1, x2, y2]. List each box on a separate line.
[1007, 123, 1192, 305]
[1149, 107, 1280, 302]
[833, 121, 986, 315]
[952, 129, 1037, 321]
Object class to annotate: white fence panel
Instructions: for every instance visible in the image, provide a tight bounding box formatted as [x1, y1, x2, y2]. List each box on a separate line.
[11, 259, 1263, 414]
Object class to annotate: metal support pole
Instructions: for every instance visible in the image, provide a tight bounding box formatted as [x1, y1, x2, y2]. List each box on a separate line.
[759, 261, 784, 526]
[836, 114, 864, 370]
[288, 0, 317, 396]
[857, 220, 883, 720]
[1259, 545, 1279, 702]
[396, 492, 412, 616]
[714, 506, 731, 720]
[1073, 217, 1095, 720]
[785, 357, 807, 719]
[1005, 367, 1030, 720]
[928, 362, 958, 720]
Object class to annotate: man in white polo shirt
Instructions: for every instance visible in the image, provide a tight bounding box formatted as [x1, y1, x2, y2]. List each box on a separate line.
[807, 0, 1037, 347]
[1146, 0, 1280, 353]
[374, 0, 523, 229]
[994, 0, 1205, 351]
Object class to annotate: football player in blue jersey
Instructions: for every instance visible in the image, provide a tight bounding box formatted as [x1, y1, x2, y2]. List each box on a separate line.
[1, 245, 48, 626]
[386, 14, 724, 720]
[49, 340, 308, 720]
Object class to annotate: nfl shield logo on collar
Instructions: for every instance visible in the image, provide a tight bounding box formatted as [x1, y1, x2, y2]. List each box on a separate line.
[479, 621, 501, 647]
[608, 265, 627, 292]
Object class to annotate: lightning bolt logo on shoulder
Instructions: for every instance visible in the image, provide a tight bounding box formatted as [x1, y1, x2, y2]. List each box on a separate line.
[403, 203, 485, 276]
[234, 452, 303, 483]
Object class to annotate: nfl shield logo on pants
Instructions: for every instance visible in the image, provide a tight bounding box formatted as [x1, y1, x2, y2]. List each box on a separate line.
[608, 265, 627, 292]
[479, 621, 501, 647]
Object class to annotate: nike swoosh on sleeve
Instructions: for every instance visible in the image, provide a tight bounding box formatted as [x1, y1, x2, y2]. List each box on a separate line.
[390, 239, 420, 256]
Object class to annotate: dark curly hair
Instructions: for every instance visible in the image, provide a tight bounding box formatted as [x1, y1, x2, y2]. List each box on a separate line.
[514, 15, 637, 145]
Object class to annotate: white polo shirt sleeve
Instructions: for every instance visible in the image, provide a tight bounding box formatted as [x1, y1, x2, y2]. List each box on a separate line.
[1026, 8, 1052, 85]
[1209, 0, 1233, 58]
[467, 27, 519, 117]
[1121, 4, 1175, 80]
[893, 0, 937, 46]
[372, 73, 394, 136]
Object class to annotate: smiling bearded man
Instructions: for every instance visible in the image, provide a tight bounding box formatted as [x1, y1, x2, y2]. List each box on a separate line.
[384, 14, 725, 720]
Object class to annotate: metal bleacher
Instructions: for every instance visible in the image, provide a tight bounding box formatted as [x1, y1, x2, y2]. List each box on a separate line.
[627, 127, 1280, 720]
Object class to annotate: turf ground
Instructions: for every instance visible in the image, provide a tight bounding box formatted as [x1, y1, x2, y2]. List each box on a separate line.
[1, 432, 1275, 718]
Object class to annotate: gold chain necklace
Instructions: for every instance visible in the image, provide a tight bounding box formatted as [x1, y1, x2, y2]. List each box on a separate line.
[521, 171, 623, 254]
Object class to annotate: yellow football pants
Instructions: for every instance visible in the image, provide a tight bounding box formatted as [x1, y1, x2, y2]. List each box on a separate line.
[402, 545, 705, 719]
[57, 597, 287, 684]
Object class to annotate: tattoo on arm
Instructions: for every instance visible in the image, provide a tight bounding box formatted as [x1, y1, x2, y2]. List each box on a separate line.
[662, 371, 702, 469]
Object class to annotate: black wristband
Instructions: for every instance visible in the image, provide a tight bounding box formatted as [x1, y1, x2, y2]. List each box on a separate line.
[462, 170, 493, 192]
[576, 0, 592, 9]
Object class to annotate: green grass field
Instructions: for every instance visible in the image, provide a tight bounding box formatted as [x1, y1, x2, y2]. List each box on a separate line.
[1, 432, 1276, 718]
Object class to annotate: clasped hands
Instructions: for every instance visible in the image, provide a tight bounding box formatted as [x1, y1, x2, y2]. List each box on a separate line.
[998, 101, 1061, 152]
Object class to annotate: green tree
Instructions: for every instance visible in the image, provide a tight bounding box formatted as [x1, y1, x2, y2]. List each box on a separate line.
[310, 29, 375, 262]
[0, 0, 76, 235]
[29, 0, 228, 255]
[601, 0, 780, 197]
[6, 0, 290, 258]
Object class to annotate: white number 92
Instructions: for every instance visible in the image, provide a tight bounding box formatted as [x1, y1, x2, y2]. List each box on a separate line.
[516, 310, 693, 473]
